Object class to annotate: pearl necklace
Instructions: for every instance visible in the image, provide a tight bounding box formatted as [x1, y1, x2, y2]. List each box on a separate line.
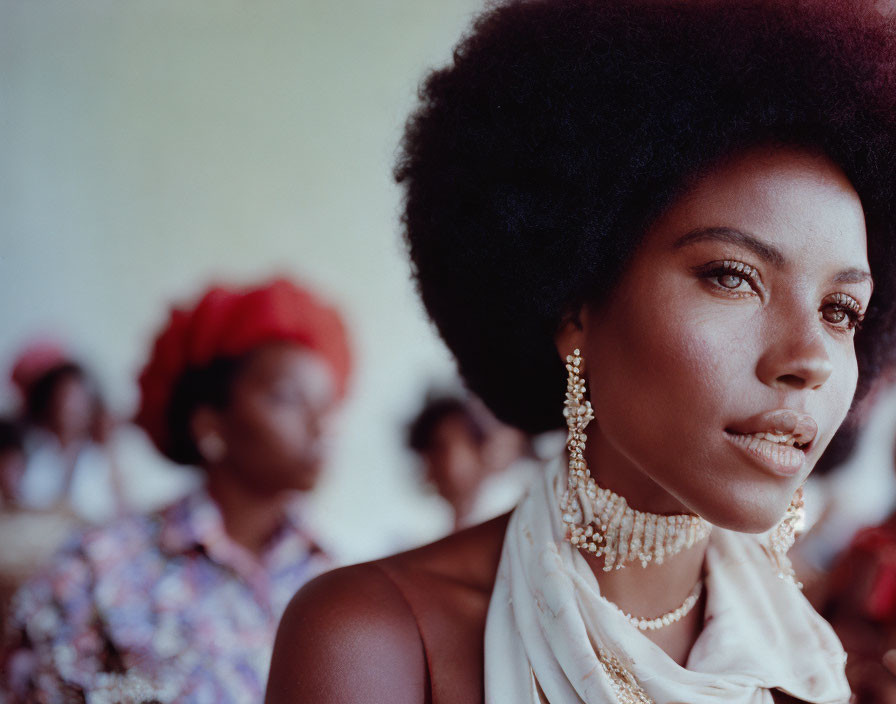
[561, 350, 712, 570]
[614, 580, 704, 631]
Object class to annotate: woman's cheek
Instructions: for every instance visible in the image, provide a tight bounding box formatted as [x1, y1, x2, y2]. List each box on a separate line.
[655, 300, 751, 378]
[821, 349, 859, 434]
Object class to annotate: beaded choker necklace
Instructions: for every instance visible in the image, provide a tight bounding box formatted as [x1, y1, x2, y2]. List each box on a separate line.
[561, 350, 712, 571]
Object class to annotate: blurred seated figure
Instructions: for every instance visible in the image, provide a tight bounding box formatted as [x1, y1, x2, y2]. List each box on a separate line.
[0, 418, 76, 638]
[0, 420, 26, 505]
[2, 278, 351, 702]
[823, 422, 896, 703]
[796, 378, 896, 577]
[408, 392, 536, 532]
[9, 340, 125, 524]
[0, 418, 26, 636]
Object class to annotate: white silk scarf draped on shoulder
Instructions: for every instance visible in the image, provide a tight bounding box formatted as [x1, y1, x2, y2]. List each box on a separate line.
[484, 459, 850, 704]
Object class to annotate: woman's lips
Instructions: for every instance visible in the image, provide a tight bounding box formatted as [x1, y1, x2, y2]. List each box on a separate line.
[724, 431, 806, 476]
[724, 409, 818, 477]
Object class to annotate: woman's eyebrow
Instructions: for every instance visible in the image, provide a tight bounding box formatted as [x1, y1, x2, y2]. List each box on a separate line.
[672, 227, 785, 267]
[833, 268, 873, 288]
[674, 227, 873, 290]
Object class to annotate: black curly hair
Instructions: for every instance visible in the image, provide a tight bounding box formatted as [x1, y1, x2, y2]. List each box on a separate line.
[24, 363, 93, 426]
[164, 356, 248, 466]
[407, 394, 488, 454]
[396, 0, 896, 434]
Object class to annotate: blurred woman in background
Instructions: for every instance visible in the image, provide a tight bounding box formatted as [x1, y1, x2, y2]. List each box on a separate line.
[9, 341, 125, 524]
[824, 419, 896, 703]
[2, 277, 350, 702]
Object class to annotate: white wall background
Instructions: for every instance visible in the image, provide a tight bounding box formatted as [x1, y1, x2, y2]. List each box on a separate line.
[0, 0, 488, 561]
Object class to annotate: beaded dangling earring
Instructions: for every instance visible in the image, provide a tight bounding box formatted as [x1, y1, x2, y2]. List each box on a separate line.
[764, 486, 805, 585]
[560, 349, 712, 570]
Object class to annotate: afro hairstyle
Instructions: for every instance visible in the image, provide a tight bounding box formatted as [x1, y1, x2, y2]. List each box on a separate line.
[396, 0, 896, 433]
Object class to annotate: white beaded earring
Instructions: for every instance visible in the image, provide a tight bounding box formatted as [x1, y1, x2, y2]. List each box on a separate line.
[560, 349, 712, 570]
[764, 486, 805, 584]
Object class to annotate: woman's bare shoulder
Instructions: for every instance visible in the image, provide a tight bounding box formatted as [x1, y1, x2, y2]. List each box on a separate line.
[265, 561, 428, 704]
[265, 514, 510, 704]
[387, 512, 510, 591]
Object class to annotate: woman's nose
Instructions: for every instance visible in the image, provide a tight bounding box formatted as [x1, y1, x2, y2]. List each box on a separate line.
[755, 312, 834, 391]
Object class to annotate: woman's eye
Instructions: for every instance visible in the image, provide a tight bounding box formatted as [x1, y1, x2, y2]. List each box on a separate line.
[717, 274, 745, 289]
[695, 260, 759, 295]
[822, 308, 847, 324]
[820, 299, 863, 331]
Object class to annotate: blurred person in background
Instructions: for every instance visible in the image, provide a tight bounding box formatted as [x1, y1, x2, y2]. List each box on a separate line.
[822, 399, 896, 704]
[0, 348, 124, 640]
[8, 341, 126, 524]
[794, 373, 896, 581]
[407, 392, 536, 532]
[782, 373, 896, 611]
[0, 418, 77, 639]
[1, 277, 350, 702]
[0, 419, 76, 637]
[0, 420, 26, 507]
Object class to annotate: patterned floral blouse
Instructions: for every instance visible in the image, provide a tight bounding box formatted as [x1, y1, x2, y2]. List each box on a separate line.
[1, 488, 331, 703]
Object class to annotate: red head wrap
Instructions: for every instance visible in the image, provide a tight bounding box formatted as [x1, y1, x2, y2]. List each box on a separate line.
[135, 278, 351, 458]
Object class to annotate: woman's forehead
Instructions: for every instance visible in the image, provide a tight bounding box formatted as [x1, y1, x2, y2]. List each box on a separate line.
[645, 147, 869, 271]
[240, 344, 337, 399]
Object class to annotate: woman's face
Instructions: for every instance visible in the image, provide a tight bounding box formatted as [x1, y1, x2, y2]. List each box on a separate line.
[47, 373, 95, 446]
[214, 343, 338, 495]
[566, 147, 872, 532]
[423, 414, 486, 509]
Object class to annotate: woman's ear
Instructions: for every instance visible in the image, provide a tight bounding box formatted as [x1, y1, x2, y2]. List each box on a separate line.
[554, 308, 586, 362]
[190, 406, 227, 464]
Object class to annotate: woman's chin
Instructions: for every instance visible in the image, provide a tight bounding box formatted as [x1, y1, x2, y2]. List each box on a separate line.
[698, 498, 790, 535]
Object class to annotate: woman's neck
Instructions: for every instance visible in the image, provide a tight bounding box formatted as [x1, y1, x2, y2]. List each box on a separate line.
[583, 535, 708, 665]
[586, 429, 691, 515]
[205, 470, 292, 557]
[579, 431, 710, 664]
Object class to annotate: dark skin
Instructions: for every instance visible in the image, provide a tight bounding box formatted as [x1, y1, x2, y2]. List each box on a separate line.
[0, 449, 25, 506]
[266, 514, 510, 704]
[266, 148, 868, 702]
[192, 343, 337, 556]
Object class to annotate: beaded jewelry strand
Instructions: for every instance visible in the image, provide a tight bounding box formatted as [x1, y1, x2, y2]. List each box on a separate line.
[560, 349, 712, 570]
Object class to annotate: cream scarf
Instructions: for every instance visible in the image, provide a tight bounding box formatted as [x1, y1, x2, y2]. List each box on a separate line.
[484, 459, 850, 704]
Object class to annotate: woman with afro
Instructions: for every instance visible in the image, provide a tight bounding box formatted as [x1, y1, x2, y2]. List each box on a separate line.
[267, 1, 896, 702]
